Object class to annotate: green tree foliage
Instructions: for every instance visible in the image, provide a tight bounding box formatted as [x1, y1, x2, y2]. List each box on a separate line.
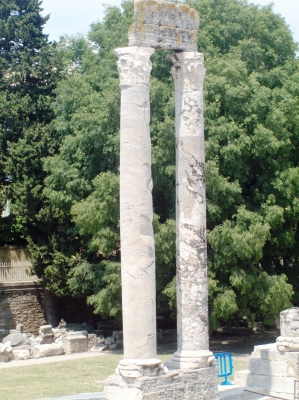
[0, 0, 60, 246]
[34, 0, 299, 325]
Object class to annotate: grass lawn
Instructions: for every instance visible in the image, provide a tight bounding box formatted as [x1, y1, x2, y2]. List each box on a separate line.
[0, 353, 248, 400]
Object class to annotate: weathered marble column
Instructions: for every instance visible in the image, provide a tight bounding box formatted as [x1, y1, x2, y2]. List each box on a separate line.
[113, 46, 162, 377]
[166, 52, 215, 370]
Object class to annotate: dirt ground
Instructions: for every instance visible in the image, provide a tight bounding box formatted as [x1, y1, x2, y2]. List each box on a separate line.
[157, 328, 280, 362]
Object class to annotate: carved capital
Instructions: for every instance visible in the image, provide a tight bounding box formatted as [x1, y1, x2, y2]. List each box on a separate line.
[114, 47, 155, 85]
[170, 52, 205, 90]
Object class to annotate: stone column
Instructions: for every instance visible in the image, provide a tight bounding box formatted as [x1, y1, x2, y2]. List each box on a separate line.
[113, 46, 162, 378]
[166, 52, 215, 370]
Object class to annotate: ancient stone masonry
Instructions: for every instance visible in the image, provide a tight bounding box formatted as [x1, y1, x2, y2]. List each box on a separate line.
[105, 1, 219, 399]
[128, 0, 199, 51]
[0, 282, 47, 336]
[235, 307, 299, 400]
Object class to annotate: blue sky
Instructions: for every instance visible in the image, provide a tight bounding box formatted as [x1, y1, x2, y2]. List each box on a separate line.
[41, 0, 299, 45]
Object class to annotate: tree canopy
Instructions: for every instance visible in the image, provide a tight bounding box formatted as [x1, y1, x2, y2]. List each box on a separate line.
[0, 0, 61, 248]
[1, 0, 298, 328]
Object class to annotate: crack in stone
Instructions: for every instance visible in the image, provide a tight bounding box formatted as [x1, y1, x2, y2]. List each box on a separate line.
[126, 271, 136, 279]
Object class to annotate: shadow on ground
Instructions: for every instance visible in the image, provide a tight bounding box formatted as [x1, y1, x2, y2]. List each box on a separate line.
[157, 328, 279, 359]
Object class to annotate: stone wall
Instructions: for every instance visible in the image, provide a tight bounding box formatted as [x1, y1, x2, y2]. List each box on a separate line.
[0, 282, 47, 335]
[0, 246, 32, 263]
[105, 366, 219, 400]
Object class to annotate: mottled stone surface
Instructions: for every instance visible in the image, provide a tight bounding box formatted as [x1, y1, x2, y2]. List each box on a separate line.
[31, 343, 64, 358]
[62, 331, 88, 354]
[104, 366, 219, 400]
[0, 341, 12, 362]
[164, 52, 214, 371]
[0, 283, 47, 335]
[113, 47, 159, 365]
[128, 0, 199, 51]
[3, 332, 28, 347]
[277, 335, 299, 352]
[280, 307, 299, 337]
[11, 347, 30, 360]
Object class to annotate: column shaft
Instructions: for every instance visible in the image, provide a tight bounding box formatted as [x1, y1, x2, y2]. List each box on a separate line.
[168, 51, 214, 369]
[114, 47, 158, 363]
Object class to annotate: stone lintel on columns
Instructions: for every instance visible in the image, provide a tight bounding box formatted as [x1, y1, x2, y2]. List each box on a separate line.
[114, 47, 155, 85]
[128, 0, 199, 52]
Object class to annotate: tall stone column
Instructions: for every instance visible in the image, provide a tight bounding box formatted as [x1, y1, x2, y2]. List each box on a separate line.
[166, 52, 215, 370]
[113, 46, 162, 378]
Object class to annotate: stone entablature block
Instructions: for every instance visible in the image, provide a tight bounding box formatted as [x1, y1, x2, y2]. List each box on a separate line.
[128, 0, 199, 51]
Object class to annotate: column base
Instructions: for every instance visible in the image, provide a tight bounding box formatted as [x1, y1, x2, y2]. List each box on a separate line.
[104, 365, 219, 400]
[164, 350, 216, 370]
[116, 358, 163, 378]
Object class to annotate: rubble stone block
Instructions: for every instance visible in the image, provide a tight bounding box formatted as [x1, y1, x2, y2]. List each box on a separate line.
[28, 336, 42, 347]
[52, 328, 68, 339]
[88, 334, 97, 350]
[3, 332, 28, 347]
[31, 343, 64, 358]
[11, 348, 30, 360]
[40, 337, 55, 345]
[12, 344, 30, 351]
[97, 335, 105, 344]
[0, 341, 12, 362]
[39, 324, 54, 338]
[90, 343, 108, 352]
[58, 319, 67, 329]
[16, 323, 23, 332]
[63, 331, 88, 354]
[113, 331, 123, 341]
[105, 336, 115, 345]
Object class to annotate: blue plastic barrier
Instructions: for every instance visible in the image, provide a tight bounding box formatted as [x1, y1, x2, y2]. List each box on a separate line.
[214, 352, 233, 385]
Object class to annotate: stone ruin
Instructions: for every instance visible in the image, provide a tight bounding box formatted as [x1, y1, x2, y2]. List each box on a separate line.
[233, 307, 299, 399]
[0, 319, 124, 362]
[104, 0, 219, 399]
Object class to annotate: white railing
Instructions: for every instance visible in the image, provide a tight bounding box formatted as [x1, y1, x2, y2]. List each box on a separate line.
[0, 261, 39, 282]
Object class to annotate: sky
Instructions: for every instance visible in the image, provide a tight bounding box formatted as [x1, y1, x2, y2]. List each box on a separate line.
[41, 0, 299, 45]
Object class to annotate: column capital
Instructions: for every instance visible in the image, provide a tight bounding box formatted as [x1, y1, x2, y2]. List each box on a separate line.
[114, 46, 155, 85]
[169, 52, 205, 91]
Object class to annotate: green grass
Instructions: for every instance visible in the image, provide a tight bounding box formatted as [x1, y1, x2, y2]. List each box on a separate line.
[0, 354, 248, 400]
